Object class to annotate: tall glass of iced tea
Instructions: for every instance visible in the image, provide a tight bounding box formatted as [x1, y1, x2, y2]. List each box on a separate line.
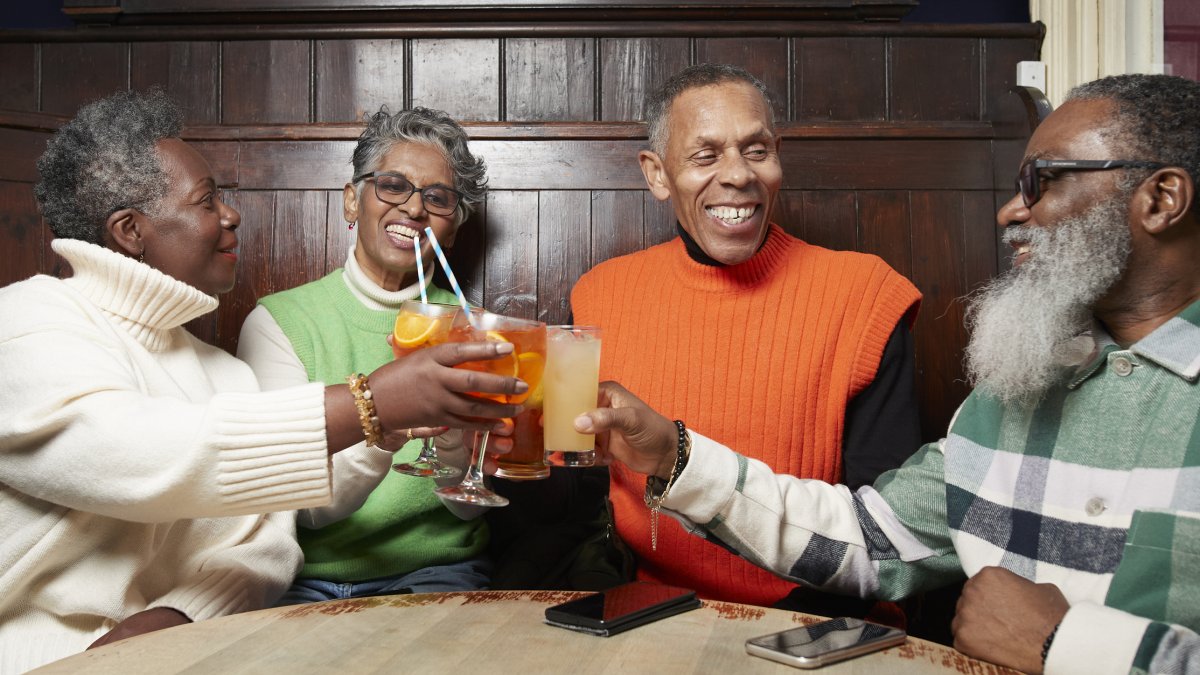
[434, 309, 547, 507]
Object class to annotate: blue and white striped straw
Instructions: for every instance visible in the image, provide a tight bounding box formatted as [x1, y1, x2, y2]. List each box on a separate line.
[423, 226, 474, 324]
[411, 235, 428, 304]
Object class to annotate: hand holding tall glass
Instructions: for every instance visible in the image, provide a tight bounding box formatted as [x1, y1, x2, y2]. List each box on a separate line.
[390, 300, 461, 478]
[434, 309, 547, 507]
[543, 326, 601, 467]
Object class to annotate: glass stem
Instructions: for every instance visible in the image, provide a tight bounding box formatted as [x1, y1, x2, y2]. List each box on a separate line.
[417, 438, 434, 461]
[464, 431, 489, 486]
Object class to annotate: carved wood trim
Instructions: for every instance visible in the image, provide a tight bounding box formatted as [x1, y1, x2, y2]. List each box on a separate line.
[0, 21, 1045, 43]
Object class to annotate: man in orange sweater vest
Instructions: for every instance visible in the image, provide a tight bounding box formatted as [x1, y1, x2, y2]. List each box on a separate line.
[571, 64, 922, 612]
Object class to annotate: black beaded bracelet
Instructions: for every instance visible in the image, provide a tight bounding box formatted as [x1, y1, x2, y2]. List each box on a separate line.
[670, 419, 690, 481]
[1041, 621, 1060, 666]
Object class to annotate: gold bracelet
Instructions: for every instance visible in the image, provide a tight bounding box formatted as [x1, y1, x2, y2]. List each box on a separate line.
[346, 373, 383, 447]
[643, 420, 693, 551]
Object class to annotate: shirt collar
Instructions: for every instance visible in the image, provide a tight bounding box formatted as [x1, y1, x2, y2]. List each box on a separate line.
[1069, 298, 1200, 386]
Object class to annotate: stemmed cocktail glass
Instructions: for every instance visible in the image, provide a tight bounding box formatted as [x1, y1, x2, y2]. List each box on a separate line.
[390, 300, 462, 478]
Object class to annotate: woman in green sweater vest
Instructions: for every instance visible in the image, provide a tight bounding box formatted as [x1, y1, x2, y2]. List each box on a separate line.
[238, 107, 502, 603]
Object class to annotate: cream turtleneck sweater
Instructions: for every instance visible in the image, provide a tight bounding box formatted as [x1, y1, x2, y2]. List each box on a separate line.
[0, 239, 333, 673]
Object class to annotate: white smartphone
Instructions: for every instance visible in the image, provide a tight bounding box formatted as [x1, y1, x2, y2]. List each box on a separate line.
[745, 617, 906, 669]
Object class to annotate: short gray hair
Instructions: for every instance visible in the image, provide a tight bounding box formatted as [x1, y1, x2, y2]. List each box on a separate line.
[35, 88, 182, 244]
[1066, 74, 1200, 196]
[645, 63, 775, 157]
[351, 107, 488, 225]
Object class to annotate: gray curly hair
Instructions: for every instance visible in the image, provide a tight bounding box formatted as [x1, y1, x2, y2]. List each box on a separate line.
[351, 107, 487, 225]
[645, 63, 775, 157]
[35, 88, 182, 244]
[1066, 74, 1200, 197]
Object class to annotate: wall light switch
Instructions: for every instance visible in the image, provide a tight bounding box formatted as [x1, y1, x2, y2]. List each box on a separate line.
[1017, 61, 1046, 90]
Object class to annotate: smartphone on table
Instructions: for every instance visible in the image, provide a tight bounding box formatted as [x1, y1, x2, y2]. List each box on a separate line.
[745, 617, 906, 669]
[544, 581, 701, 637]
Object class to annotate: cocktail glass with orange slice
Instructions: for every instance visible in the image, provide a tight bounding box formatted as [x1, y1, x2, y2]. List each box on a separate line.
[390, 300, 462, 478]
[435, 309, 547, 507]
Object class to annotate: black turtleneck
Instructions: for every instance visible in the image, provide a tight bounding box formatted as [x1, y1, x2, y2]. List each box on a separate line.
[676, 222, 921, 489]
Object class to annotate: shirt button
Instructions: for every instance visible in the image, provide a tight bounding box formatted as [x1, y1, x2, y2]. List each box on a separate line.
[1112, 357, 1134, 376]
[1085, 497, 1106, 516]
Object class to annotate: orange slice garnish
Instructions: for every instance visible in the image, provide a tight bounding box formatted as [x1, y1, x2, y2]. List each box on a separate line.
[393, 313, 440, 349]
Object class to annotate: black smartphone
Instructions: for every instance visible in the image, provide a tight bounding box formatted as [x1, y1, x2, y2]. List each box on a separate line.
[745, 617, 906, 669]
[544, 581, 701, 637]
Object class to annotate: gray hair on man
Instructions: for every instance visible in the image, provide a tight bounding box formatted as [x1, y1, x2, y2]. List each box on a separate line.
[644, 63, 775, 158]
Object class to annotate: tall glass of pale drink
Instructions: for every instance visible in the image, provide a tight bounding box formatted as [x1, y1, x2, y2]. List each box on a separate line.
[543, 326, 601, 468]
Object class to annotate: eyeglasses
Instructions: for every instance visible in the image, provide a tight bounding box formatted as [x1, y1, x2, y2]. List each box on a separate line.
[1016, 159, 1165, 208]
[353, 171, 462, 217]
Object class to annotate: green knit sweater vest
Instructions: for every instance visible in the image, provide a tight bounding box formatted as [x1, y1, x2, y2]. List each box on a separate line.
[259, 271, 486, 582]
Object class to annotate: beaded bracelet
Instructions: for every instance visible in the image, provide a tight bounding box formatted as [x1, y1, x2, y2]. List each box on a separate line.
[1041, 621, 1060, 667]
[643, 419, 693, 551]
[346, 373, 383, 447]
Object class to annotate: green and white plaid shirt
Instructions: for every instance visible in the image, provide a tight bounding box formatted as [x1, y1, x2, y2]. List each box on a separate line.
[663, 300, 1200, 675]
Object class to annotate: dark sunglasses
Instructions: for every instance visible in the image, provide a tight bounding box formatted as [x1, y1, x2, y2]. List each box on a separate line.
[353, 171, 462, 217]
[1016, 159, 1165, 208]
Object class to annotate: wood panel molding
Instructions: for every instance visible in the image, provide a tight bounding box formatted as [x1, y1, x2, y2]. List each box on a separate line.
[0, 22, 1044, 43]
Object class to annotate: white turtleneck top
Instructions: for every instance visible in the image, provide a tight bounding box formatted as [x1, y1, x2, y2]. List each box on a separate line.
[0, 239, 332, 673]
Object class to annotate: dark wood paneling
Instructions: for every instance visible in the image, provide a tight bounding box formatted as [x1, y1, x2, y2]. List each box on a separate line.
[41, 43, 128, 116]
[590, 190, 644, 265]
[983, 37, 1041, 136]
[315, 39, 407, 123]
[505, 38, 595, 122]
[325, 188, 354, 274]
[130, 42, 220, 124]
[272, 190, 329, 293]
[412, 39, 500, 122]
[800, 190, 857, 251]
[858, 190, 912, 279]
[890, 37, 981, 122]
[448, 202, 487, 308]
[537, 190, 590, 324]
[599, 38, 690, 121]
[218, 190, 275, 350]
[482, 190, 538, 318]
[780, 139, 991, 190]
[773, 189, 805, 241]
[694, 38, 789, 122]
[963, 191, 998, 293]
[908, 191, 970, 441]
[796, 37, 886, 121]
[0, 182, 43, 282]
[0, 128, 50, 183]
[222, 40, 311, 124]
[237, 140, 356, 190]
[0, 44, 39, 113]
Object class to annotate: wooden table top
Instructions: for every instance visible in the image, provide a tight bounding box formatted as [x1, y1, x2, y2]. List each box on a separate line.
[32, 591, 1015, 674]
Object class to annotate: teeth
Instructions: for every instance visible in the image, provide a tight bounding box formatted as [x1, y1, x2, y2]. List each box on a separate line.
[385, 224, 420, 239]
[707, 205, 756, 225]
[1015, 244, 1031, 255]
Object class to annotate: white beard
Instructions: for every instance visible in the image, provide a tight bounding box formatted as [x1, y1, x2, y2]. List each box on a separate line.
[964, 196, 1133, 405]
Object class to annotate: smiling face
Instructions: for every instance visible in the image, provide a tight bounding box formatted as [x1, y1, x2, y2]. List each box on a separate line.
[141, 138, 240, 295]
[345, 141, 459, 291]
[997, 98, 1135, 267]
[640, 81, 782, 265]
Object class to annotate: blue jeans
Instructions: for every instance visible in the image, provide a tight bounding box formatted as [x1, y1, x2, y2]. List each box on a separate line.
[276, 558, 493, 606]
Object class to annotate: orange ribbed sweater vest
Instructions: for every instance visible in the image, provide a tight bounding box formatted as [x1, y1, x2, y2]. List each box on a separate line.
[572, 224, 921, 606]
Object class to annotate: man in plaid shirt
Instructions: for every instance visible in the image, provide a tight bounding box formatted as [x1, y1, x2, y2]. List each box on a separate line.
[578, 72, 1200, 675]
